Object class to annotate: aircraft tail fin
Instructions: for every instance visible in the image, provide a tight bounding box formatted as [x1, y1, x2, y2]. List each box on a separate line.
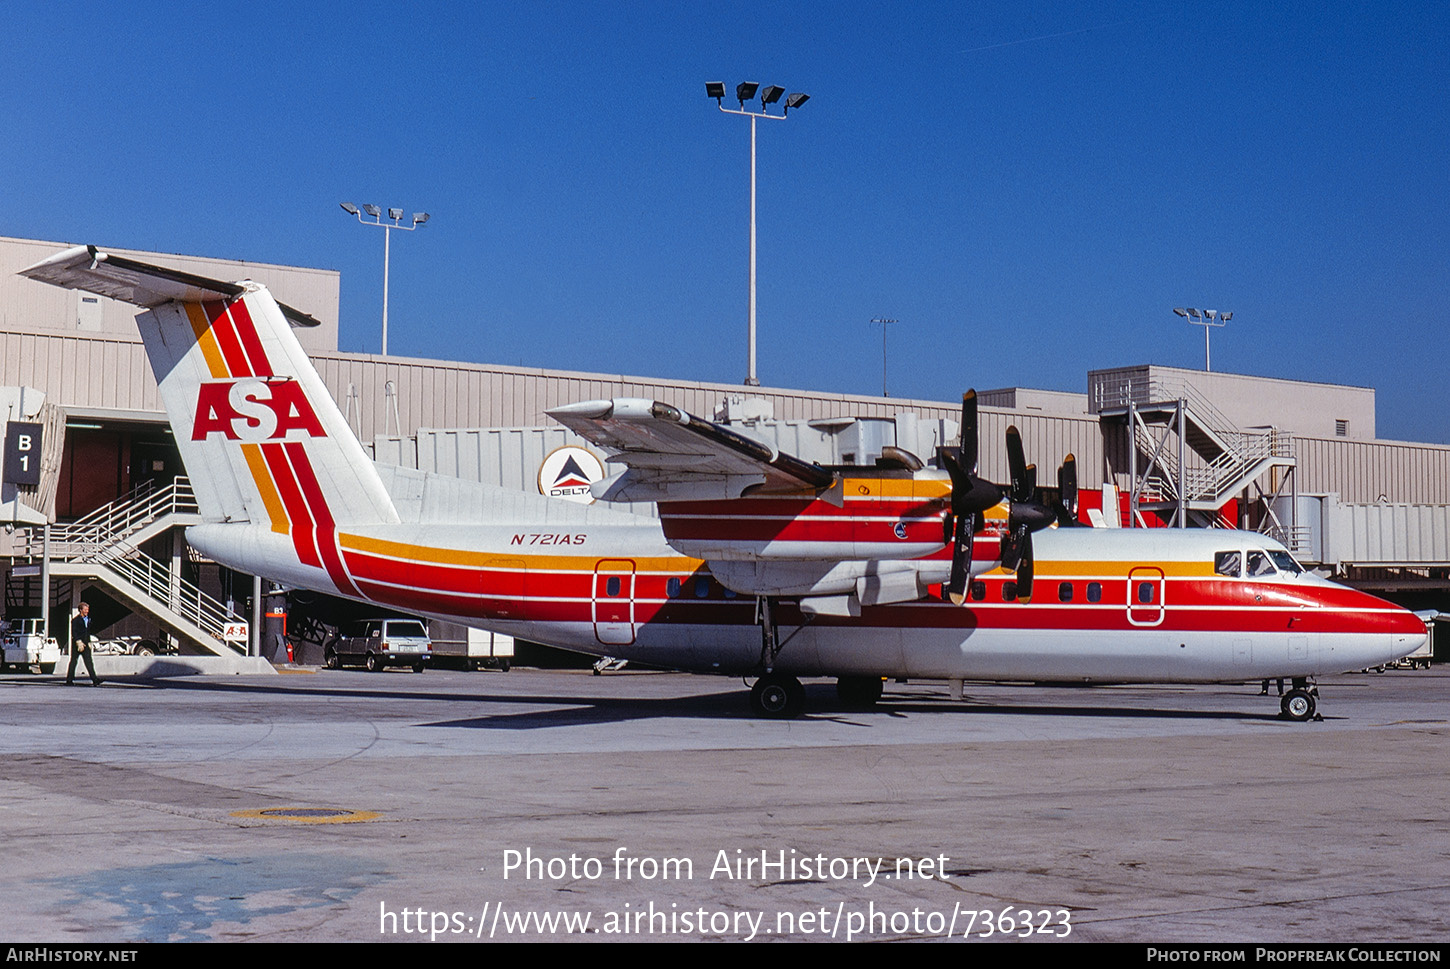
[20, 247, 399, 593]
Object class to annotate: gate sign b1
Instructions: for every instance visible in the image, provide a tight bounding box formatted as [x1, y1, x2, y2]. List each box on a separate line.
[3, 422, 42, 486]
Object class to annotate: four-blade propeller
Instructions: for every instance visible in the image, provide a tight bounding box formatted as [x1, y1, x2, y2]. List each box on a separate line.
[936, 391, 1003, 604]
[939, 391, 1082, 604]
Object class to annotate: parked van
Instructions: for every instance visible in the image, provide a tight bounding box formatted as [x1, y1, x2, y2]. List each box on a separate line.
[326, 619, 433, 672]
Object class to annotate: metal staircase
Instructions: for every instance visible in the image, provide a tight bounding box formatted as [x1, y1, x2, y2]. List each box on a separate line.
[14, 477, 243, 655]
[40, 478, 202, 562]
[1095, 373, 1297, 530]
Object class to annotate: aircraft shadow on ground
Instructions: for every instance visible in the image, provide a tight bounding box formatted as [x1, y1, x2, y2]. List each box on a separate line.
[8, 674, 1283, 728]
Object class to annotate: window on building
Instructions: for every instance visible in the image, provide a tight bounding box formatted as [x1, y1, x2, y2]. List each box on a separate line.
[1336, 419, 1348, 437]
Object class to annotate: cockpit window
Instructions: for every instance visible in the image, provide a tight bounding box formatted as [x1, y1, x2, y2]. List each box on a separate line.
[1245, 551, 1276, 576]
[1268, 550, 1303, 574]
[1214, 551, 1241, 577]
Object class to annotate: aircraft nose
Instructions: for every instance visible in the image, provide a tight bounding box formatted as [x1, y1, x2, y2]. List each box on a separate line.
[1391, 626, 1428, 662]
[1385, 602, 1428, 662]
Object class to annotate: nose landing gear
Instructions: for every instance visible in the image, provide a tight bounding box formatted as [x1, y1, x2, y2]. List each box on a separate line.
[1279, 678, 1321, 722]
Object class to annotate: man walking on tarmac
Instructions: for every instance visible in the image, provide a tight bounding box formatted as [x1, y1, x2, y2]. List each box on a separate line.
[67, 601, 102, 686]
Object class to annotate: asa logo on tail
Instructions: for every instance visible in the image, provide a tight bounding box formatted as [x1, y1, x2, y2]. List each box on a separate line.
[192, 378, 326, 442]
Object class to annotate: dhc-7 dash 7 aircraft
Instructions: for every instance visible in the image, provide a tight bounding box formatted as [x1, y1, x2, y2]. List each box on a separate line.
[21, 246, 1426, 721]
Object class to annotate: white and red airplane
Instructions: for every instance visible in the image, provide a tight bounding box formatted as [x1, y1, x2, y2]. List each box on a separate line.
[21, 246, 1426, 721]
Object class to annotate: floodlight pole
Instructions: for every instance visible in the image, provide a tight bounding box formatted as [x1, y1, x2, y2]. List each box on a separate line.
[340, 204, 430, 356]
[870, 318, 897, 396]
[1173, 307, 1231, 372]
[709, 84, 807, 386]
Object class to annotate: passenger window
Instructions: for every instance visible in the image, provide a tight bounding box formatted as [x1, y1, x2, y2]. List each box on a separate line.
[1137, 582, 1155, 604]
[1214, 551, 1241, 577]
[666, 577, 681, 598]
[1086, 582, 1102, 603]
[694, 577, 711, 598]
[1058, 582, 1073, 602]
[1002, 581, 1017, 601]
[970, 581, 986, 601]
[606, 576, 621, 597]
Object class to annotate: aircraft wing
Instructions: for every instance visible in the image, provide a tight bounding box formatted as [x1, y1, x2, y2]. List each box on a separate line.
[20, 245, 323, 328]
[547, 398, 835, 502]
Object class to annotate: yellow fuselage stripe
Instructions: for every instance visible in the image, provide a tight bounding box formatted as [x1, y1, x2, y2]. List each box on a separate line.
[184, 302, 229, 379]
[242, 444, 290, 534]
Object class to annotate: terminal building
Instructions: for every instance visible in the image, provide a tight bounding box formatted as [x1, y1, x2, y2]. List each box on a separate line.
[2, 235, 1448, 663]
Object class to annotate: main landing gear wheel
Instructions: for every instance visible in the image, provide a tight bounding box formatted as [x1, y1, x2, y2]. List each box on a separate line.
[1280, 688, 1317, 722]
[836, 675, 884, 708]
[751, 673, 805, 719]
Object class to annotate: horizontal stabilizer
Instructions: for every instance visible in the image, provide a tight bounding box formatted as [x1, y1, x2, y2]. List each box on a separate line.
[20, 245, 322, 328]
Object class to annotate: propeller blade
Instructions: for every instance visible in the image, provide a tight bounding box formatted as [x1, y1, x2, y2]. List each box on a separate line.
[1016, 534, 1035, 602]
[1000, 523, 1028, 572]
[938, 393, 1003, 518]
[1056, 453, 1080, 527]
[1005, 426, 1030, 502]
[960, 390, 978, 472]
[945, 509, 978, 604]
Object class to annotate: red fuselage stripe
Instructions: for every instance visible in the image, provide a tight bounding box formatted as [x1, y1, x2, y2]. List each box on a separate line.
[323, 548, 1419, 636]
[261, 442, 321, 568]
[227, 298, 274, 378]
[283, 441, 362, 598]
[202, 300, 253, 378]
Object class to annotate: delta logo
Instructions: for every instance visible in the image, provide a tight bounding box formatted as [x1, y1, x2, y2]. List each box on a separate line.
[191, 378, 326, 442]
[537, 446, 604, 505]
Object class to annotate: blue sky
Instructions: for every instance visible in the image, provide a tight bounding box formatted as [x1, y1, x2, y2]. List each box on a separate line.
[6, 1, 1448, 440]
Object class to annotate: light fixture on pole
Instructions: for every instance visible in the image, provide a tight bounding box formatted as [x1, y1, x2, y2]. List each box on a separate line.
[340, 203, 431, 356]
[1173, 306, 1232, 371]
[870, 317, 897, 397]
[706, 80, 810, 386]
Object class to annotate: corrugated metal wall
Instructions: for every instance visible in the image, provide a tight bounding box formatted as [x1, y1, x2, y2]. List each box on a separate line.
[372, 425, 658, 518]
[312, 350, 968, 443]
[976, 408, 1108, 489]
[6, 324, 1450, 511]
[1294, 436, 1450, 504]
[0, 331, 162, 414]
[1321, 498, 1450, 566]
